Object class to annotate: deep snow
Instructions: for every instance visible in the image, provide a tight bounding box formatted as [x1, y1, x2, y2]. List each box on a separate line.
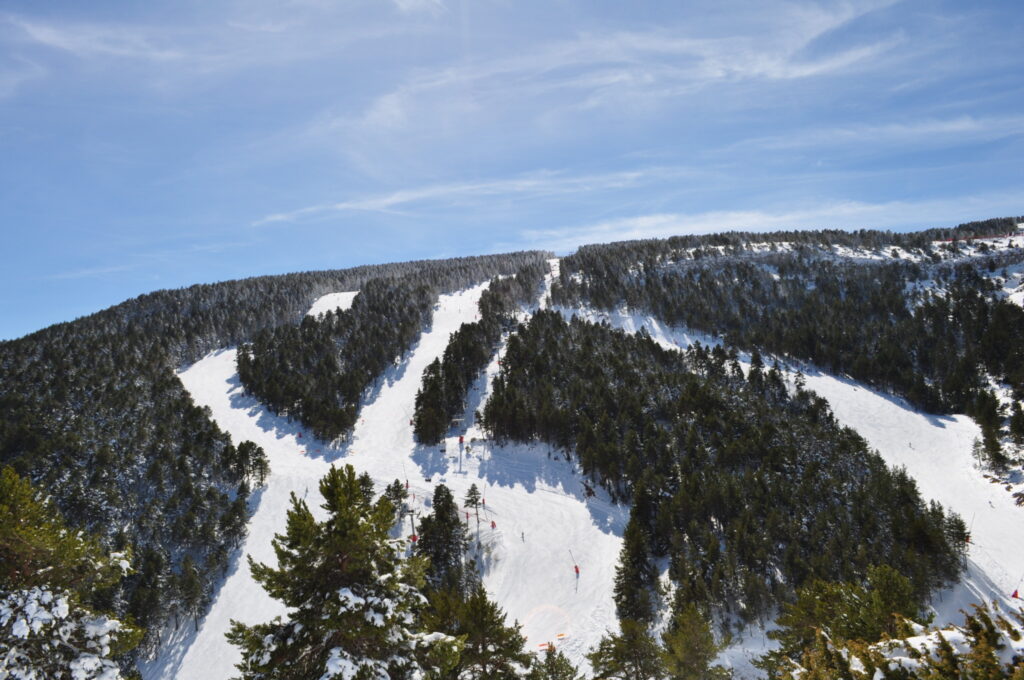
[305, 291, 358, 318]
[144, 276, 623, 679]
[146, 260, 1021, 680]
[558, 303, 1022, 676]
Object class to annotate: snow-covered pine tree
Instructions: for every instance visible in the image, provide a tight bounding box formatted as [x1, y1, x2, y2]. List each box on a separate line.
[420, 585, 531, 680]
[416, 484, 469, 593]
[226, 464, 459, 679]
[0, 467, 141, 679]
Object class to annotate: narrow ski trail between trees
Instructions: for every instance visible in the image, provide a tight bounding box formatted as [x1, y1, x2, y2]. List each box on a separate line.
[557, 304, 1022, 676]
[144, 255, 1019, 680]
[144, 265, 623, 679]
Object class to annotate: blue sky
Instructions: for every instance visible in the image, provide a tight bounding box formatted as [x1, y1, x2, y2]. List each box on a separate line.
[1, 0, 1023, 339]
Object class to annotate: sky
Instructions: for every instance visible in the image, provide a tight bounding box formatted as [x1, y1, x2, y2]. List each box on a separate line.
[1, 0, 1023, 340]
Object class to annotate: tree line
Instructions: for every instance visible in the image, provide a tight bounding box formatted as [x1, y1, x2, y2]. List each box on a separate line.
[237, 252, 549, 442]
[481, 311, 966, 626]
[553, 233, 1024, 466]
[0, 249, 548, 656]
[414, 260, 549, 444]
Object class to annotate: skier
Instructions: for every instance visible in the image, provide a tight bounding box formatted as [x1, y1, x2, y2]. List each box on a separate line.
[521, 531, 525, 542]
[491, 520, 497, 530]
[574, 564, 580, 578]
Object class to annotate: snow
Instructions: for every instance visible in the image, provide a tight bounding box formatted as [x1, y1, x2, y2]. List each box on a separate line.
[146, 254, 1021, 679]
[797, 371, 1022, 621]
[144, 268, 623, 679]
[306, 291, 359, 318]
[551, 303, 1022, 677]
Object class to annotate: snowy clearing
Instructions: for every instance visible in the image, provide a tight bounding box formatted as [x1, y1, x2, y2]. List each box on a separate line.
[145, 259, 1020, 680]
[556, 304, 1022, 677]
[144, 271, 622, 679]
[305, 291, 359, 317]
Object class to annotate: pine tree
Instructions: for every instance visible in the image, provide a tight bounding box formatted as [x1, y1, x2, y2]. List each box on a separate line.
[528, 646, 582, 680]
[613, 515, 656, 623]
[465, 483, 482, 536]
[1011, 402, 1024, 445]
[0, 467, 141, 678]
[763, 565, 924, 674]
[422, 585, 531, 680]
[415, 359, 448, 444]
[588, 619, 666, 680]
[384, 478, 409, 513]
[416, 484, 469, 593]
[455, 586, 531, 679]
[660, 602, 731, 680]
[226, 464, 458, 679]
[178, 555, 204, 631]
[0, 467, 127, 594]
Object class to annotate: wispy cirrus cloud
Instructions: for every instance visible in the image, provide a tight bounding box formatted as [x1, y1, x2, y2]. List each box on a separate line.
[3, 9, 421, 84]
[729, 115, 1024, 153]
[519, 191, 1024, 253]
[43, 241, 244, 281]
[253, 166, 701, 226]
[337, 1, 903, 139]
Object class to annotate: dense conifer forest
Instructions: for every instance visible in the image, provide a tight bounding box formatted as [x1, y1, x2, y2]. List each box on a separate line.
[552, 220, 1024, 464]
[236, 252, 549, 442]
[5, 221, 1024, 677]
[481, 311, 966, 624]
[0, 250, 548, 654]
[413, 260, 548, 444]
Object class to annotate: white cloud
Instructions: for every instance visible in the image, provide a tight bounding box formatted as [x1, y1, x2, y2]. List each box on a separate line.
[253, 166, 698, 225]
[3, 11, 418, 84]
[11, 17, 187, 61]
[520, 192, 1024, 253]
[341, 2, 902, 137]
[730, 115, 1024, 152]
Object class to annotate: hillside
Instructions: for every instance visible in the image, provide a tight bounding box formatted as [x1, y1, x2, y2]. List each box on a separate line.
[0, 251, 551, 655]
[3, 222, 1023, 679]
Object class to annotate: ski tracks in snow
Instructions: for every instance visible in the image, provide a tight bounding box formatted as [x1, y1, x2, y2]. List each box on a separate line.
[145, 269, 623, 679]
[560, 304, 1022, 676]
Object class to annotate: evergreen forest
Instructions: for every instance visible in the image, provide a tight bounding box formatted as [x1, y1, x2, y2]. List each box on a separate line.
[552, 220, 1024, 463]
[481, 311, 967, 624]
[0, 250, 548, 655]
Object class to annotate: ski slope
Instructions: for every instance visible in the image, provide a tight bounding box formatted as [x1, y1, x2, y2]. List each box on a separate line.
[146, 263, 1020, 680]
[143, 272, 623, 679]
[306, 291, 358, 317]
[560, 304, 1022, 675]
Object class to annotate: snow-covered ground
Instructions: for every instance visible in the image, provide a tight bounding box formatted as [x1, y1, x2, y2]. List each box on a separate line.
[143, 272, 623, 679]
[305, 291, 359, 317]
[559, 304, 1022, 676]
[146, 261, 1021, 680]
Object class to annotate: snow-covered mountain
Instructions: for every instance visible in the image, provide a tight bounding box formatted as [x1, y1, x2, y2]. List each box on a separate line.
[4, 221, 1023, 679]
[148, 243, 1021, 678]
